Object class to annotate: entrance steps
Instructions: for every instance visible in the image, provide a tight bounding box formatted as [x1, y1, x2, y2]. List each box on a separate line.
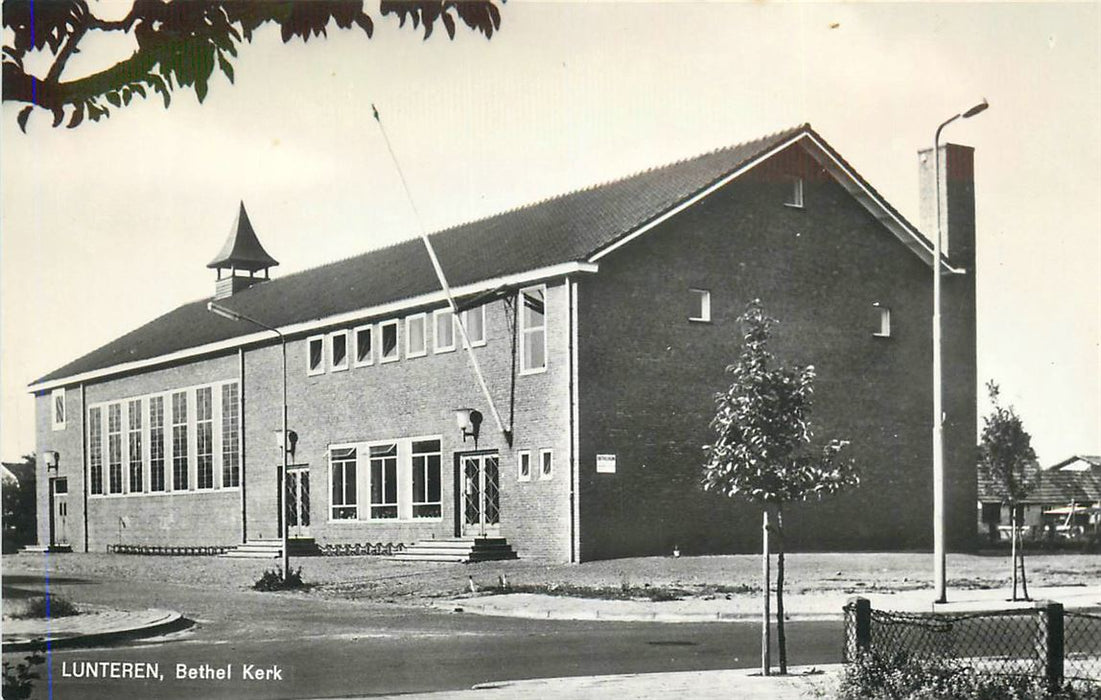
[220, 538, 320, 558]
[389, 537, 517, 563]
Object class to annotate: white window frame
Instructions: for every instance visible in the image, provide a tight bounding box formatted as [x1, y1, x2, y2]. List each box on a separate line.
[379, 320, 400, 364]
[873, 304, 891, 338]
[518, 451, 532, 482]
[689, 289, 711, 323]
[329, 330, 350, 372]
[519, 285, 548, 375]
[406, 313, 427, 359]
[433, 308, 456, 354]
[367, 441, 400, 520]
[784, 175, 804, 208]
[306, 335, 326, 376]
[460, 306, 487, 348]
[539, 448, 553, 481]
[195, 386, 215, 490]
[411, 439, 443, 520]
[329, 446, 359, 521]
[51, 388, 66, 430]
[353, 324, 374, 367]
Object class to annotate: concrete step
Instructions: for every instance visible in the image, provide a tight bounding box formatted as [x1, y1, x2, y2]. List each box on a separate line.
[392, 537, 518, 563]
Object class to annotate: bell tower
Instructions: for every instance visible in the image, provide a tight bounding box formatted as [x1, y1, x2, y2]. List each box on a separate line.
[207, 202, 280, 299]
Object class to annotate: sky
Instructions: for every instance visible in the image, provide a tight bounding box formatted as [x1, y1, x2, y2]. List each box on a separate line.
[2, 1, 1099, 467]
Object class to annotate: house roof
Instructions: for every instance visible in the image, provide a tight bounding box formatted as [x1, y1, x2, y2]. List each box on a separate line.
[31, 124, 942, 390]
[1049, 455, 1101, 472]
[979, 465, 1101, 504]
[207, 202, 280, 272]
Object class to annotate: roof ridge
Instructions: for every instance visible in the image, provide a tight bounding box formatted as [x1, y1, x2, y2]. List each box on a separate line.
[257, 124, 811, 288]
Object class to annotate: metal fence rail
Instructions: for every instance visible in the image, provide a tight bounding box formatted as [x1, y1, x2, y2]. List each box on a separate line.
[844, 597, 1101, 688]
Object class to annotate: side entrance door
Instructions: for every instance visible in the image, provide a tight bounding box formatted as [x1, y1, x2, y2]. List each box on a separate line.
[285, 467, 311, 538]
[50, 478, 69, 548]
[460, 453, 500, 537]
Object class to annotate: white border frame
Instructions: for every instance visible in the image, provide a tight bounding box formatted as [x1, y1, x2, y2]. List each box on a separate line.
[519, 284, 548, 375]
[306, 334, 326, 376]
[460, 306, 487, 348]
[379, 320, 400, 363]
[688, 288, 711, 323]
[873, 304, 892, 338]
[328, 445, 360, 522]
[353, 324, 374, 367]
[405, 313, 428, 359]
[517, 450, 532, 482]
[539, 448, 554, 481]
[784, 175, 805, 209]
[433, 308, 456, 354]
[51, 387, 66, 430]
[329, 329, 350, 372]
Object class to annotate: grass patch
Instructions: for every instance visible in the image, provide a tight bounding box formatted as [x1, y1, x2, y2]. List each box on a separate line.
[11, 595, 79, 619]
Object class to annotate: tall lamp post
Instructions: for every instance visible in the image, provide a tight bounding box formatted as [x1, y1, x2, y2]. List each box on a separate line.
[207, 301, 291, 583]
[932, 98, 988, 604]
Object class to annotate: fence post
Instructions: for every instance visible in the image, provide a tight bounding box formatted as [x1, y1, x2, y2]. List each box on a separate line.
[1039, 601, 1064, 691]
[846, 596, 872, 661]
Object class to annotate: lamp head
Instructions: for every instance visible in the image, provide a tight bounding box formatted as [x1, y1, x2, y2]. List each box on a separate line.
[962, 99, 989, 119]
[207, 301, 242, 322]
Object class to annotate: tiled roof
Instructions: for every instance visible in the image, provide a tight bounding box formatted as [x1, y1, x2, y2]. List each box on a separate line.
[34, 123, 928, 387]
[978, 465, 1101, 504]
[1050, 455, 1101, 471]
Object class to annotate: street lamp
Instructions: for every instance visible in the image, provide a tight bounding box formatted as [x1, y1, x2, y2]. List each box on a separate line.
[207, 301, 291, 584]
[932, 98, 988, 604]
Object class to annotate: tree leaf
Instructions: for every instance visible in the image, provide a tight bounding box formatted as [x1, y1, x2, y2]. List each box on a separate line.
[106, 91, 121, 107]
[67, 103, 84, 128]
[218, 53, 235, 84]
[17, 106, 32, 133]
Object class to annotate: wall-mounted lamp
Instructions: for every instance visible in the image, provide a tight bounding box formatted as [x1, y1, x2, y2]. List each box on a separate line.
[275, 429, 299, 460]
[455, 408, 483, 447]
[43, 451, 60, 471]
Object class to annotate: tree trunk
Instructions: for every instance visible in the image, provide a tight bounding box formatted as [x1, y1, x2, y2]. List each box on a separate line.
[1018, 523, 1030, 601]
[776, 504, 788, 675]
[761, 508, 771, 676]
[1010, 505, 1019, 601]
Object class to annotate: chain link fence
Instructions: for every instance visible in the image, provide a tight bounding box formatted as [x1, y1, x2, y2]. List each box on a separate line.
[844, 598, 1101, 687]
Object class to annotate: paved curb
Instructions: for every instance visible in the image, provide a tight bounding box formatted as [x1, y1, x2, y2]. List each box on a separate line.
[1, 609, 190, 652]
[435, 597, 838, 623]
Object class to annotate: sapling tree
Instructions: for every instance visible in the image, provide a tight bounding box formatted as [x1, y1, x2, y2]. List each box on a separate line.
[703, 299, 858, 676]
[977, 381, 1038, 601]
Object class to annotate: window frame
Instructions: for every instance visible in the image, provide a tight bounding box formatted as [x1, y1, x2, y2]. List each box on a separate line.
[433, 308, 456, 354]
[411, 439, 443, 519]
[353, 324, 374, 367]
[221, 382, 240, 488]
[329, 330, 350, 372]
[127, 398, 144, 494]
[873, 304, 892, 338]
[195, 386, 214, 490]
[306, 335, 326, 376]
[460, 305, 487, 347]
[517, 450, 532, 482]
[379, 320, 400, 364]
[519, 285, 548, 375]
[406, 313, 428, 359]
[89, 406, 104, 495]
[51, 388, 66, 430]
[689, 288, 712, 323]
[539, 448, 554, 481]
[368, 442, 400, 520]
[329, 446, 359, 521]
[784, 175, 805, 209]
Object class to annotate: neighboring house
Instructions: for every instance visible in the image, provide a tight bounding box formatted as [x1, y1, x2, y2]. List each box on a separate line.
[978, 457, 1101, 540]
[30, 124, 978, 562]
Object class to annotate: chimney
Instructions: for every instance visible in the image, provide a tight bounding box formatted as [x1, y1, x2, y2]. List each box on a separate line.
[207, 202, 280, 299]
[918, 144, 976, 269]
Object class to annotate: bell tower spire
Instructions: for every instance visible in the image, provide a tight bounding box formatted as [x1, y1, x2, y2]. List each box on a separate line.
[207, 202, 280, 299]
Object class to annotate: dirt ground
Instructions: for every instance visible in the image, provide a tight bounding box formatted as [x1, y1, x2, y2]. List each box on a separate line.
[4, 551, 1099, 605]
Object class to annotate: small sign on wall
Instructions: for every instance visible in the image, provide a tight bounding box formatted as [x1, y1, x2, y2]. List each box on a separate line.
[596, 454, 617, 474]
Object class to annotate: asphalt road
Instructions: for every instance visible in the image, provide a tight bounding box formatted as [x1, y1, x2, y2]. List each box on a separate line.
[3, 573, 844, 700]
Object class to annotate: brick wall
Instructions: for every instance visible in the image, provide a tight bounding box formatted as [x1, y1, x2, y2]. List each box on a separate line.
[575, 143, 977, 560]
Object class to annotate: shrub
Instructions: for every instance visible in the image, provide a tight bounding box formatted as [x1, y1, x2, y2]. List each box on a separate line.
[13, 595, 79, 619]
[840, 650, 1101, 700]
[252, 567, 307, 591]
[2, 651, 44, 700]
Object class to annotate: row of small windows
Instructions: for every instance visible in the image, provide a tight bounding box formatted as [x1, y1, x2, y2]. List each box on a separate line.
[88, 381, 240, 497]
[517, 449, 553, 482]
[306, 285, 549, 376]
[688, 288, 892, 337]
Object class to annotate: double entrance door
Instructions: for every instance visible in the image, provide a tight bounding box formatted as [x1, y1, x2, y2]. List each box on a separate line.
[50, 478, 70, 548]
[285, 467, 311, 538]
[461, 453, 500, 537]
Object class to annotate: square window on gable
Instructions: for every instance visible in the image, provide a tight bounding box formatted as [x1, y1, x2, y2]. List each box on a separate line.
[330, 330, 349, 371]
[784, 176, 804, 208]
[519, 286, 547, 374]
[380, 321, 399, 363]
[51, 388, 66, 430]
[689, 289, 711, 323]
[406, 314, 427, 358]
[873, 304, 891, 338]
[307, 335, 325, 375]
[461, 306, 486, 347]
[354, 325, 373, 367]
